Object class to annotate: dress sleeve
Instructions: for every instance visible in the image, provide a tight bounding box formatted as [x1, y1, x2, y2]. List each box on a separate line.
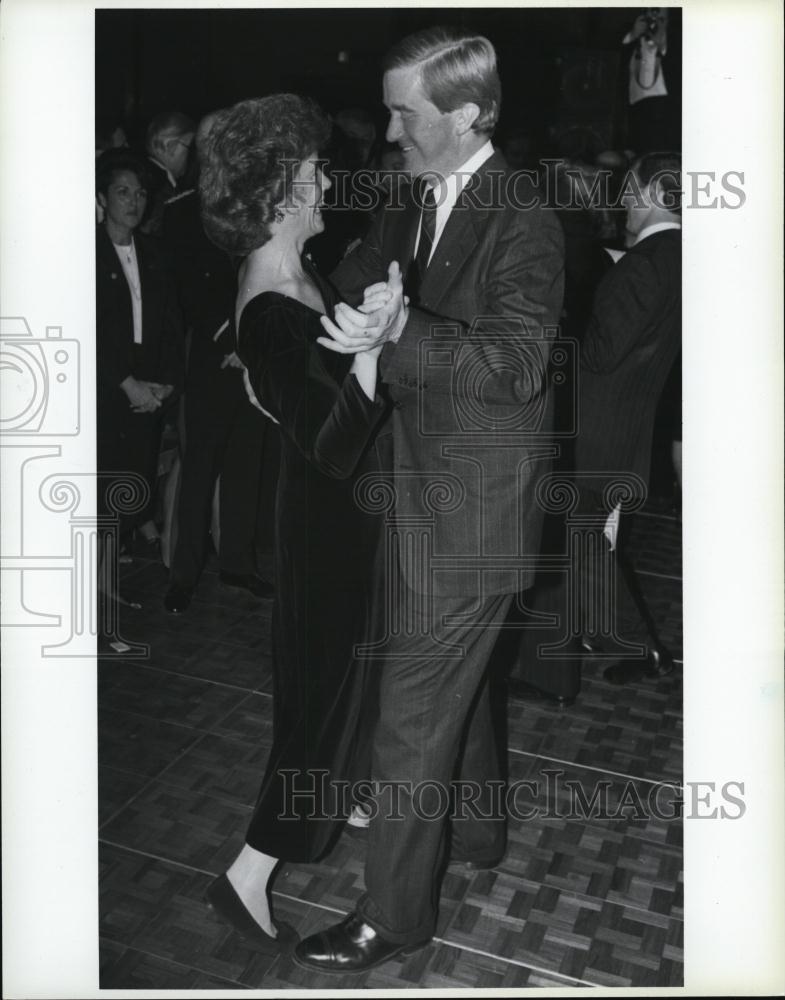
[238, 300, 388, 480]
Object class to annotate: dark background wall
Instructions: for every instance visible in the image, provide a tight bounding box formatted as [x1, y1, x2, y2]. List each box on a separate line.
[96, 6, 681, 155]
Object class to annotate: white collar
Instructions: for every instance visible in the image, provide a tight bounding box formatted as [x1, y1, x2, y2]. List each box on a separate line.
[634, 220, 681, 245]
[427, 139, 495, 207]
[418, 140, 495, 259]
[112, 235, 136, 257]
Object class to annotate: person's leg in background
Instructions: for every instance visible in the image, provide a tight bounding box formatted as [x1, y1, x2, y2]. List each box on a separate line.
[602, 505, 674, 684]
[509, 506, 582, 705]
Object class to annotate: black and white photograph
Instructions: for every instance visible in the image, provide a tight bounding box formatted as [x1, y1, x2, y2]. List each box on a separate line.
[1, 1, 783, 996]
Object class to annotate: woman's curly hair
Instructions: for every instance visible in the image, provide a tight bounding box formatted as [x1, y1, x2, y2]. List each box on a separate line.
[199, 94, 330, 256]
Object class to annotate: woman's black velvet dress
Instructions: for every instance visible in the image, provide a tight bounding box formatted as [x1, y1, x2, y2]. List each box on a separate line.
[237, 268, 387, 862]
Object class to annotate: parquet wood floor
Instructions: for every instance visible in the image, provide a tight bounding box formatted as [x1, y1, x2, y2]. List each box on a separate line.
[99, 504, 683, 989]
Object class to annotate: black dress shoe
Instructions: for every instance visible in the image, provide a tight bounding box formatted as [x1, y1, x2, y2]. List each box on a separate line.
[164, 586, 192, 614]
[603, 649, 674, 686]
[205, 874, 297, 953]
[507, 678, 576, 708]
[293, 912, 429, 974]
[219, 572, 274, 600]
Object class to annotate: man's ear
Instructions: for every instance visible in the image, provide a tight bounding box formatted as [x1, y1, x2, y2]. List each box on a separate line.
[652, 175, 680, 212]
[453, 102, 481, 135]
[97, 191, 107, 208]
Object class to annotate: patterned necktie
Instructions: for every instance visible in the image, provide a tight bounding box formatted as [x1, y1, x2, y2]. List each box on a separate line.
[414, 184, 437, 284]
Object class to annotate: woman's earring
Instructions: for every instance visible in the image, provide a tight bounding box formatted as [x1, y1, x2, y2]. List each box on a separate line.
[274, 207, 285, 224]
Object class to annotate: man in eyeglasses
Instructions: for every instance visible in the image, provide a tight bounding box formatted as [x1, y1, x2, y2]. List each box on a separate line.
[142, 110, 195, 236]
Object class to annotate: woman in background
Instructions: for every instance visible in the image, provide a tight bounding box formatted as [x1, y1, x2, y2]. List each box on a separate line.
[95, 149, 183, 613]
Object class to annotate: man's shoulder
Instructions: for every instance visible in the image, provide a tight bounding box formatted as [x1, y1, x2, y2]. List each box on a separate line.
[458, 154, 559, 229]
[623, 229, 681, 278]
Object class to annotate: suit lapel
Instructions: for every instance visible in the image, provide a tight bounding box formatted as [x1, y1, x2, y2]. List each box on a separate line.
[97, 226, 132, 316]
[420, 206, 481, 307]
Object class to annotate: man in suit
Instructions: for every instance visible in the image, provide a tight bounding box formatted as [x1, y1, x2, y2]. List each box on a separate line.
[512, 151, 682, 698]
[162, 115, 275, 613]
[142, 111, 195, 237]
[294, 26, 564, 972]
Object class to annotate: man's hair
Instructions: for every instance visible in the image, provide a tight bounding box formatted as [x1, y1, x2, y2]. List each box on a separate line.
[145, 111, 196, 153]
[95, 148, 152, 196]
[634, 151, 682, 214]
[198, 94, 330, 256]
[383, 26, 501, 135]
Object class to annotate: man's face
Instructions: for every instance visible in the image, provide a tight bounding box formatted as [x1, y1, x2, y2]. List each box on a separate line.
[160, 132, 194, 179]
[383, 66, 464, 180]
[623, 169, 655, 238]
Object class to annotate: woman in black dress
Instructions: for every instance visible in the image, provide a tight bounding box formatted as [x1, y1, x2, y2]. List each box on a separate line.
[198, 95, 395, 950]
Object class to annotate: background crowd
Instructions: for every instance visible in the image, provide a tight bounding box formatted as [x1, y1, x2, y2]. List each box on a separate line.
[95, 8, 682, 679]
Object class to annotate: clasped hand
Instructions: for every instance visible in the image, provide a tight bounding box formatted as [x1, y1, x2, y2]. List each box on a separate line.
[318, 260, 408, 356]
[122, 375, 173, 413]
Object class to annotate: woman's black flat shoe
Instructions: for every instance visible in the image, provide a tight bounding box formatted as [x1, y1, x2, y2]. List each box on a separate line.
[205, 874, 297, 952]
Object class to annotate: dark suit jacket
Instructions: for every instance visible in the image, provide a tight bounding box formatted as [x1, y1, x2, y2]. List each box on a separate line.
[162, 188, 237, 388]
[576, 228, 681, 493]
[141, 158, 178, 237]
[332, 151, 565, 595]
[95, 225, 184, 405]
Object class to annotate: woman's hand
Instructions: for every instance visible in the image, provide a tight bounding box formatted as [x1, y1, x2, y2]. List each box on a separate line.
[359, 284, 394, 315]
[241, 366, 280, 425]
[148, 382, 174, 402]
[221, 351, 246, 370]
[121, 375, 162, 413]
[318, 261, 408, 355]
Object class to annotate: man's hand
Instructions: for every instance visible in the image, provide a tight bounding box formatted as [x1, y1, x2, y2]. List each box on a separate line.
[318, 260, 408, 355]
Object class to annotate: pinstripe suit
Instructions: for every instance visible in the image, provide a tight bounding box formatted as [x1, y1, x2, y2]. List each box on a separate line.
[515, 227, 682, 697]
[331, 152, 565, 942]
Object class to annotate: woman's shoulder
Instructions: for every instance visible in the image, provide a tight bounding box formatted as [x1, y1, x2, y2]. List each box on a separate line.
[238, 291, 316, 355]
[241, 289, 309, 323]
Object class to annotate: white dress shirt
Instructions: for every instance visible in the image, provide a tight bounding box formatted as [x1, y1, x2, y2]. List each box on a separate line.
[634, 220, 681, 245]
[113, 238, 143, 345]
[414, 140, 496, 263]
